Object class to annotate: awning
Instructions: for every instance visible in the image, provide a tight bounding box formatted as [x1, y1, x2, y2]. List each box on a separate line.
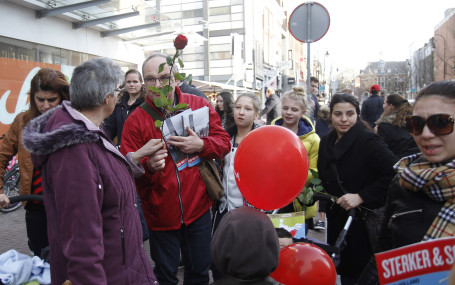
[191, 79, 251, 94]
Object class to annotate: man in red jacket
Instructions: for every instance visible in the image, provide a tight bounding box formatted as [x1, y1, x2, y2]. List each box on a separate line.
[121, 52, 231, 284]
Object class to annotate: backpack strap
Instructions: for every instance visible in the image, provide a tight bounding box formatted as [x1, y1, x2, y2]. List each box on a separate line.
[140, 101, 164, 121]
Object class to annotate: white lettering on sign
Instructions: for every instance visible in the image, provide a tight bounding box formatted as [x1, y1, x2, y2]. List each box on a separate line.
[444, 245, 455, 264]
[0, 67, 39, 124]
[382, 250, 431, 278]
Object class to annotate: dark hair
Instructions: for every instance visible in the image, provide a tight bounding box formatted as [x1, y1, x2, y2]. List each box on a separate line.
[415, 81, 455, 103]
[216, 91, 235, 129]
[275, 228, 292, 239]
[330, 93, 373, 132]
[310, 76, 319, 84]
[23, 68, 70, 124]
[384, 94, 413, 128]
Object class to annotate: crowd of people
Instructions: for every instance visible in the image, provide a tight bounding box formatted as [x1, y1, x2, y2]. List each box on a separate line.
[0, 50, 455, 285]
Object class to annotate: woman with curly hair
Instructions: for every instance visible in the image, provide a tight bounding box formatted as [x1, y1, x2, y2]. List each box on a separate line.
[215, 91, 235, 130]
[375, 94, 419, 159]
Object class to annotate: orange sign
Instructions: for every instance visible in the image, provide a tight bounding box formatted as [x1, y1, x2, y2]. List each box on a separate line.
[0, 58, 61, 136]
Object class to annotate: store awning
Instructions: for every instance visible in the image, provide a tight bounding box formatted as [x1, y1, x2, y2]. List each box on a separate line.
[191, 79, 251, 94]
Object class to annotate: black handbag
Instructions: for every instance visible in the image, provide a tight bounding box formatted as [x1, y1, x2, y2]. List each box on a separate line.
[331, 163, 385, 252]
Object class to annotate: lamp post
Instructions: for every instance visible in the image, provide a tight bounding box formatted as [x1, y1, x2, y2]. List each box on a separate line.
[323, 51, 329, 84]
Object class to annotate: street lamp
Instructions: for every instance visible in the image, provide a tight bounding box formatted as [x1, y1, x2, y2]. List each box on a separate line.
[323, 51, 329, 84]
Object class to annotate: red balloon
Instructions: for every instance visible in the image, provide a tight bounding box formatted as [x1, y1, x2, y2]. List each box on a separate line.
[271, 243, 337, 285]
[234, 125, 309, 210]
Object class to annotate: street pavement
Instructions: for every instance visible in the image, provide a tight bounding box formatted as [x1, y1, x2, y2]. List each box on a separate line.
[0, 207, 334, 284]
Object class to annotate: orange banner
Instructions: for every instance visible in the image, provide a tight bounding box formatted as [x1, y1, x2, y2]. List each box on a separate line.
[0, 58, 61, 136]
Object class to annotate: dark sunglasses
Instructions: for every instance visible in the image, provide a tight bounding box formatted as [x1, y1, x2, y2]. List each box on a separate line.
[405, 114, 454, 136]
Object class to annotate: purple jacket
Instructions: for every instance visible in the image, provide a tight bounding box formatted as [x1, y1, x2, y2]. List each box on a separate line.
[22, 102, 157, 285]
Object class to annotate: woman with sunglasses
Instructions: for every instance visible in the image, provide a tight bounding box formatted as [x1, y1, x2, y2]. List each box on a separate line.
[317, 93, 398, 284]
[360, 81, 455, 284]
[375, 94, 419, 159]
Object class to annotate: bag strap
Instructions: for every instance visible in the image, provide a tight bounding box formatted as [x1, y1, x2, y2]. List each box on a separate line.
[331, 162, 348, 194]
[140, 101, 164, 121]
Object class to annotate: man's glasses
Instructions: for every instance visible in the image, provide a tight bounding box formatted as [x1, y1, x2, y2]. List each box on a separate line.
[405, 114, 454, 136]
[145, 76, 172, 86]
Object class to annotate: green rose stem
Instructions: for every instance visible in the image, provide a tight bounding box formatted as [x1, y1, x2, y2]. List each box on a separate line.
[148, 34, 191, 142]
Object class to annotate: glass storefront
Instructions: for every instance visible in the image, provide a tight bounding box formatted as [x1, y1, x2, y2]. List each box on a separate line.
[0, 36, 137, 134]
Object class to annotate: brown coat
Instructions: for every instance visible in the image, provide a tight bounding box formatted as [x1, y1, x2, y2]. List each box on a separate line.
[0, 112, 34, 204]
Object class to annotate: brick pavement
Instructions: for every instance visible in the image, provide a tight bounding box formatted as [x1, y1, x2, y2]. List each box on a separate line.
[0, 207, 336, 284]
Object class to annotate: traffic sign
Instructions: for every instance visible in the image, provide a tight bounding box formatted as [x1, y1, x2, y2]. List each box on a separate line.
[289, 2, 330, 43]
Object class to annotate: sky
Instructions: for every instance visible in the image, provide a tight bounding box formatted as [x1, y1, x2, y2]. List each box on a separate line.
[286, 0, 455, 72]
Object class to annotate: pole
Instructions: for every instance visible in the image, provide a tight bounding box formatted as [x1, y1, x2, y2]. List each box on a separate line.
[306, 4, 312, 101]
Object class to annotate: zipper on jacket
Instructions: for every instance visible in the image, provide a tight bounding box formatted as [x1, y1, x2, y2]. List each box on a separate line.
[121, 228, 125, 265]
[388, 209, 423, 228]
[175, 166, 184, 224]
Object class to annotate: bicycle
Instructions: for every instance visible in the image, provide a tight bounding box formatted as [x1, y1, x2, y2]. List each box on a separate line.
[0, 162, 22, 213]
[0, 134, 22, 213]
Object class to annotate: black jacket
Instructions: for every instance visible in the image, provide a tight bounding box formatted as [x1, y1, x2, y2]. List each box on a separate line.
[361, 95, 384, 128]
[376, 120, 419, 160]
[378, 169, 445, 251]
[179, 80, 209, 101]
[317, 123, 397, 277]
[358, 164, 445, 285]
[260, 94, 281, 125]
[103, 92, 144, 146]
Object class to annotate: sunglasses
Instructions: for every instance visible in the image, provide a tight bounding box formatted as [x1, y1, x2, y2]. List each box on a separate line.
[405, 114, 454, 136]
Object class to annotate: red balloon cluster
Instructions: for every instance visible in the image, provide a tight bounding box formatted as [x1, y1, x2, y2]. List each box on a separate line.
[271, 243, 337, 285]
[234, 126, 309, 210]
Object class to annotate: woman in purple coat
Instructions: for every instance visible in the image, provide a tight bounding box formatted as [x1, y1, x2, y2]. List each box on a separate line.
[22, 58, 160, 285]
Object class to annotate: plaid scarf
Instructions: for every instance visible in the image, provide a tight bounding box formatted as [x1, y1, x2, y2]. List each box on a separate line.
[394, 154, 455, 239]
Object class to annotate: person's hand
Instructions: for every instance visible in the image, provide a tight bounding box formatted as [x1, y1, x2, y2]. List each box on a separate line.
[131, 139, 165, 165]
[374, 125, 378, 134]
[167, 127, 204, 154]
[146, 148, 168, 172]
[337, 193, 363, 211]
[0, 193, 10, 208]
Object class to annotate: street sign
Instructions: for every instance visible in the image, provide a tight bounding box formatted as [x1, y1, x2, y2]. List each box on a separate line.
[289, 2, 330, 43]
[288, 2, 330, 100]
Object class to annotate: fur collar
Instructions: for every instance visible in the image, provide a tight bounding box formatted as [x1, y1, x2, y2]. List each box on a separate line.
[377, 111, 397, 125]
[22, 105, 100, 156]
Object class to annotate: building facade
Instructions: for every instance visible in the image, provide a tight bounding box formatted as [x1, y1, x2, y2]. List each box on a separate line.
[433, 8, 455, 82]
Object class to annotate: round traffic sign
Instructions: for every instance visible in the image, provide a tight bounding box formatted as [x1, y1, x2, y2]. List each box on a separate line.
[289, 2, 330, 43]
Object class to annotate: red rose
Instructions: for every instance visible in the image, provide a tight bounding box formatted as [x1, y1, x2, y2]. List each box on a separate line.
[174, 34, 188, 50]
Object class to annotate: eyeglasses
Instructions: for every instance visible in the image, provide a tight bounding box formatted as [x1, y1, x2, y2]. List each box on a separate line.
[405, 114, 454, 136]
[112, 88, 122, 96]
[145, 76, 172, 86]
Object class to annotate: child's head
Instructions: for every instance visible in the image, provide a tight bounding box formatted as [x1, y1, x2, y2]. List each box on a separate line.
[281, 86, 309, 127]
[275, 228, 293, 249]
[233, 93, 261, 128]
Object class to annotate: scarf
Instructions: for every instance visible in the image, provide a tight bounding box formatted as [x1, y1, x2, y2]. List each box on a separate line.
[394, 154, 455, 239]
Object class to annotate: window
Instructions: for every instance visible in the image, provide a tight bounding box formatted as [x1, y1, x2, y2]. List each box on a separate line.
[210, 6, 231, 16]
